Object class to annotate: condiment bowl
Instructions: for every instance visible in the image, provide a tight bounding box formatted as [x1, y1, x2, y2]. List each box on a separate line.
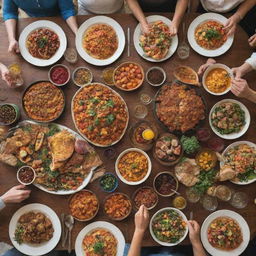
[17, 166, 36, 185]
[99, 172, 118, 193]
[202, 63, 233, 96]
[72, 67, 93, 87]
[115, 148, 152, 185]
[153, 171, 179, 197]
[0, 103, 20, 126]
[146, 66, 166, 87]
[132, 186, 159, 210]
[48, 64, 70, 86]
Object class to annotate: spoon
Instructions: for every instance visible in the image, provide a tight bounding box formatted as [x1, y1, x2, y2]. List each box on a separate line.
[171, 189, 180, 196]
[64, 215, 74, 253]
[61, 213, 66, 248]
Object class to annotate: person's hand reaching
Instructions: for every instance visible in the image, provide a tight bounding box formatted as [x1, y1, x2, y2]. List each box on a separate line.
[187, 220, 201, 245]
[8, 39, 20, 54]
[198, 58, 216, 75]
[134, 205, 149, 234]
[231, 78, 252, 99]
[248, 34, 256, 48]
[1, 185, 31, 204]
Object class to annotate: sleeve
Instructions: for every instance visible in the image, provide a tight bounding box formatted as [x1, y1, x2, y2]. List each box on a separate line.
[58, 0, 76, 20]
[245, 52, 256, 70]
[0, 197, 6, 211]
[3, 0, 19, 21]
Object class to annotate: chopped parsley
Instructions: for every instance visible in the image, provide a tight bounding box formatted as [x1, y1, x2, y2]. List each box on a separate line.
[106, 114, 115, 125]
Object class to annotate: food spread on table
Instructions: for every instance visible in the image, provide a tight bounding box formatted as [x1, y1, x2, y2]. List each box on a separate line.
[82, 228, 118, 256]
[1, 14, 255, 256]
[83, 24, 118, 59]
[72, 83, 129, 146]
[194, 21, 227, 50]
[139, 20, 172, 60]
[207, 217, 243, 250]
[26, 28, 60, 59]
[14, 211, 54, 244]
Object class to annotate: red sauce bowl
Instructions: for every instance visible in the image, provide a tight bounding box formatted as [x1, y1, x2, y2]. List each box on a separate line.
[48, 64, 70, 86]
[17, 166, 36, 185]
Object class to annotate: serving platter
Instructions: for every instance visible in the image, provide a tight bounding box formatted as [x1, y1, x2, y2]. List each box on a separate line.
[5, 120, 94, 195]
[76, 16, 125, 66]
[187, 13, 234, 57]
[209, 99, 250, 140]
[75, 221, 125, 256]
[19, 20, 67, 67]
[220, 141, 256, 185]
[9, 203, 61, 256]
[201, 210, 250, 256]
[71, 83, 129, 147]
[133, 15, 178, 62]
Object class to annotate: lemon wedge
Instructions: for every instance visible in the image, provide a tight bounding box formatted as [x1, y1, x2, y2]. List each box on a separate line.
[142, 129, 155, 140]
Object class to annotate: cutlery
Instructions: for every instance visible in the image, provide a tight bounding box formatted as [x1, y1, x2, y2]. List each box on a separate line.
[64, 215, 74, 254]
[171, 189, 180, 196]
[127, 27, 130, 57]
[61, 213, 66, 248]
[189, 211, 194, 220]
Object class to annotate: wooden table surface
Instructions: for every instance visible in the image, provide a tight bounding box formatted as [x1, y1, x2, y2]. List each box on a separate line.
[0, 14, 256, 250]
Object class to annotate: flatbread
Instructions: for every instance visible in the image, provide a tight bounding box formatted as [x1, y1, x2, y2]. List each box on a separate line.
[174, 66, 199, 86]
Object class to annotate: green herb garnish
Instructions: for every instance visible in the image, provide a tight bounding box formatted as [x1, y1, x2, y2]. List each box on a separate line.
[106, 114, 115, 125]
[37, 37, 48, 48]
[93, 241, 104, 255]
[203, 29, 221, 40]
[180, 136, 200, 154]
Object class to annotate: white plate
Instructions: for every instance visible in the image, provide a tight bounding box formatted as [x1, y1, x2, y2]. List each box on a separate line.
[76, 16, 125, 66]
[71, 83, 129, 147]
[12, 120, 94, 195]
[75, 221, 125, 256]
[209, 99, 250, 140]
[187, 13, 234, 57]
[202, 63, 233, 95]
[220, 141, 256, 185]
[19, 20, 67, 67]
[150, 207, 188, 246]
[9, 203, 61, 256]
[201, 210, 250, 256]
[115, 148, 152, 185]
[133, 15, 178, 62]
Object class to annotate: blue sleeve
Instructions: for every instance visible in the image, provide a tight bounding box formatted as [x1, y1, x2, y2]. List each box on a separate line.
[3, 0, 19, 21]
[58, 0, 76, 20]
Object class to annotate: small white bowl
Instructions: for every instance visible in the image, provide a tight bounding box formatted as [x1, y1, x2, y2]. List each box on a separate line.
[115, 148, 152, 185]
[202, 63, 233, 96]
[146, 67, 166, 87]
[17, 166, 36, 185]
[72, 67, 93, 87]
[48, 64, 70, 86]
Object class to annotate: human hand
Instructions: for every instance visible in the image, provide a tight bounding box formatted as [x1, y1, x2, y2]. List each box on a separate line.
[169, 22, 178, 36]
[8, 39, 20, 54]
[134, 205, 149, 234]
[198, 58, 216, 75]
[224, 14, 240, 36]
[141, 22, 151, 35]
[1, 64, 15, 87]
[1, 185, 31, 204]
[232, 67, 244, 79]
[187, 220, 201, 245]
[231, 78, 252, 98]
[248, 34, 256, 48]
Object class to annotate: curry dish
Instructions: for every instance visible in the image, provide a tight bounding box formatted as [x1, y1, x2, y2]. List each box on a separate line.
[118, 151, 148, 182]
[14, 211, 54, 244]
[72, 83, 129, 146]
[26, 28, 60, 59]
[83, 228, 117, 256]
[83, 24, 118, 59]
[156, 84, 205, 133]
[23, 81, 65, 122]
[208, 217, 243, 251]
[195, 20, 227, 50]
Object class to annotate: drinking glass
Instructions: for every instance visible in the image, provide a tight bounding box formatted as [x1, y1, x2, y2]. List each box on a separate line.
[201, 195, 218, 211]
[140, 93, 152, 105]
[229, 192, 248, 209]
[134, 104, 148, 119]
[186, 187, 200, 203]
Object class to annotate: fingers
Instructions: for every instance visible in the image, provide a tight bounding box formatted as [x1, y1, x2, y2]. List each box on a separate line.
[198, 64, 207, 75]
[248, 34, 256, 42]
[13, 184, 26, 190]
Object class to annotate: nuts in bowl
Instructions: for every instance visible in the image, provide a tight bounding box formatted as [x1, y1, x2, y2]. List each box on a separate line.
[133, 186, 158, 210]
[69, 190, 99, 221]
[115, 148, 152, 185]
[104, 192, 132, 221]
[113, 62, 144, 91]
[202, 64, 233, 95]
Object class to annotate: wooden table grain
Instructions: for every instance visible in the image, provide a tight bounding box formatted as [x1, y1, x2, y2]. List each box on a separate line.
[0, 14, 255, 250]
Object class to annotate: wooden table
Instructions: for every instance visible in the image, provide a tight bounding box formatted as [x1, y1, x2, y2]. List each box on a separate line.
[0, 14, 255, 249]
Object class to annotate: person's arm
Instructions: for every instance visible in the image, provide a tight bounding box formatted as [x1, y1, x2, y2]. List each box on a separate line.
[197, 58, 216, 75]
[224, 0, 256, 36]
[231, 78, 256, 103]
[187, 220, 207, 256]
[170, 0, 188, 35]
[0, 185, 31, 210]
[58, 0, 78, 34]
[128, 205, 149, 256]
[3, 0, 20, 53]
[126, 0, 149, 34]
[232, 53, 256, 78]
[0, 62, 13, 87]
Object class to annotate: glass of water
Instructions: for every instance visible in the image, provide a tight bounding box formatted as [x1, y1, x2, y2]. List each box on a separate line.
[177, 42, 190, 60]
